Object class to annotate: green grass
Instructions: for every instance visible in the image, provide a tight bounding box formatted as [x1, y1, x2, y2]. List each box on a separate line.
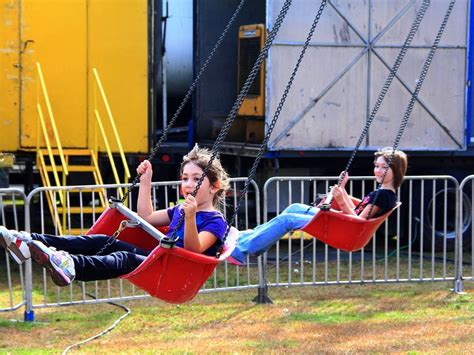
[1, 247, 473, 353]
[0, 282, 473, 353]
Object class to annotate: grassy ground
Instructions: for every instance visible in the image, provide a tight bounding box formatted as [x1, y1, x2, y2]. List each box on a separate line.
[0, 281, 472, 354]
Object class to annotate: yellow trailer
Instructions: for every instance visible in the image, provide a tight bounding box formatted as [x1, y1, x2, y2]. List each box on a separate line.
[1, 0, 153, 234]
[0, 0, 149, 154]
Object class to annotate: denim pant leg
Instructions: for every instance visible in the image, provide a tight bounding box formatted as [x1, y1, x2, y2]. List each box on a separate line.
[231, 203, 319, 263]
[31, 233, 148, 256]
[280, 203, 319, 216]
[72, 252, 146, 281]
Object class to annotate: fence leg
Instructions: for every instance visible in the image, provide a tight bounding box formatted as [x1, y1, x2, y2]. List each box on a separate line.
[23, 260, 35, 322]
[453, 190, 465, 295]
[453, 277, 464, 294]
[253, 254, 272, 304]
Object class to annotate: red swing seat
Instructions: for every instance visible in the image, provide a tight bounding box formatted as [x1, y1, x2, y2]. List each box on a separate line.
[300, 196, 401, 252]
[87, 203, 238, 304]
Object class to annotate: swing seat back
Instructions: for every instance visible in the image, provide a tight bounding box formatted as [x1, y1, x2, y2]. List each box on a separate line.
[87, 206, 239, 303]
[301, 202, 401, 252]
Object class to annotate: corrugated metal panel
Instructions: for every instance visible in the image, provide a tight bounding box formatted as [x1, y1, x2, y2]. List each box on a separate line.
[266, 0, 469, 151]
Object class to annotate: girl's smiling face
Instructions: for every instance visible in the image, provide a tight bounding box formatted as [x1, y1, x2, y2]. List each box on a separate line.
[180, 162, 217, 209]
[373, 156, 394, 187]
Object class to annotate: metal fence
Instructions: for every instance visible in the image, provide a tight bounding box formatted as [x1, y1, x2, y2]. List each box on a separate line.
[458, 175, 474, 292]
[0, 175, 471, 319]
[257, 175, 463, 301]
[0, 188, 28, 314]
[24, 178, 260, 309]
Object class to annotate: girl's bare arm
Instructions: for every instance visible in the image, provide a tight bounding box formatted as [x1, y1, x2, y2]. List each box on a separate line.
[136, 160, 170, 226]
[332, 185, 356, 215]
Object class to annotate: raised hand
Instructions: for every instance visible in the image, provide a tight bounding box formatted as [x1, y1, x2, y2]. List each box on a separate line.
[136, 160, 153, 183]
[332, 185, 344, 204]
[339, 171, 349, 188]
[182, 195, 198, 219]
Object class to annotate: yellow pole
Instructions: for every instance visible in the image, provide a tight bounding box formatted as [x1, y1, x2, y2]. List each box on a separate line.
[37, 104, 64, 205]
[36, 63, 69, 176]
[92, 68, 130, 181]
[95, 109, 123, 198]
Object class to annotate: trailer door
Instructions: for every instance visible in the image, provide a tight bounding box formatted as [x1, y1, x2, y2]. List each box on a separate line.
[0, 0, 148, 153]
[20, 0, 87, 149]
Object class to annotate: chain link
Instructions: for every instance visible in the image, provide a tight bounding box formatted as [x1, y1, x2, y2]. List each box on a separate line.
[367, 0, 456, 219]
[120, 0, 248, 203]
[168, 0, 294, 242]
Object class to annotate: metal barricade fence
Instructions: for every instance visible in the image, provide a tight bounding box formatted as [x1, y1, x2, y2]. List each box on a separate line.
[258, 176, 461, 300]
[0, 188, 29, 315]
[457, 175, 474, 292]
[1, 175, 468, 316]
[19, 178, 259, 312]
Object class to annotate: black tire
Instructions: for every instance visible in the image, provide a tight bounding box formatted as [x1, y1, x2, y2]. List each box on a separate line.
[410, 180, 472, 252]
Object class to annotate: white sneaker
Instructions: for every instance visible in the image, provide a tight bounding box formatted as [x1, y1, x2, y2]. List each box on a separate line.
[28, 240, 75, 287]
[0, 226, 31, 264]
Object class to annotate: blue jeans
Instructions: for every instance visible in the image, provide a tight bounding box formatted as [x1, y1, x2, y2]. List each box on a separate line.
[31, 233, 149, 281]
[230, 203, 319, 264]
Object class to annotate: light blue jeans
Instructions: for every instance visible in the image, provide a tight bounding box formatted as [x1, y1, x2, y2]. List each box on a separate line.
[230, 203, 319, 264]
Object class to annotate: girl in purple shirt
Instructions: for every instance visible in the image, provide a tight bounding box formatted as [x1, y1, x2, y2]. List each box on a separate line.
[0, 145, 229, 286]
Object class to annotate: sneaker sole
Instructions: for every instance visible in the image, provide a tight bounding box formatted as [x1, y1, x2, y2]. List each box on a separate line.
[0, 240, 22, 264]
[29, 242, 71, 287]
[0, 230, 11, 249]
[8, 241, 30, 264]
[0, 230, 28, 264]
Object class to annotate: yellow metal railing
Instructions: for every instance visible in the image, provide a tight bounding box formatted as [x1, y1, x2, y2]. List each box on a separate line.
[92, 68, 131, 198]
[36, 62, 67, 205]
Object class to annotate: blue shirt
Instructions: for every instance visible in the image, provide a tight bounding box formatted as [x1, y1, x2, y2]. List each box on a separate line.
[166, 205, 227, 256]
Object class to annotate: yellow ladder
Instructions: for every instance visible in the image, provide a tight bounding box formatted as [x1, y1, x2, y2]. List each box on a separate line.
[35, 63, 130, 235]
[37, 148, 107, 235]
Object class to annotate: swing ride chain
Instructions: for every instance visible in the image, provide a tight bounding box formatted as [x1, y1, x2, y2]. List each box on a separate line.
[95, 220, 128, 256]
[227, 0, 328, 232]
[120, 0, 248, 203]
[366, 0, 456, 219]
[96, 218, 142, 256]
[168, 0, 294, 243]
[338, 0, 431, 187]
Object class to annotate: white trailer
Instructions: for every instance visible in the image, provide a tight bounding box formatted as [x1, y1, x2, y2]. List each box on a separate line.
[265, 0, 470, 152]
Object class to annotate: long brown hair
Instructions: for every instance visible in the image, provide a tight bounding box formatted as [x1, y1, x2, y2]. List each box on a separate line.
[180, 144, 230, 210]
[374, 147, 408, 189]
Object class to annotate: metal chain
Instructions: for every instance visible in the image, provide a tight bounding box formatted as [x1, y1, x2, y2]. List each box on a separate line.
[95, 220, 128, 256]
[169, 0, 294, 242]
[226, 0, 328, 234]
[367, 0, 456, 219]
[339, 0, 431, 186]
[120, 0, 248, 203]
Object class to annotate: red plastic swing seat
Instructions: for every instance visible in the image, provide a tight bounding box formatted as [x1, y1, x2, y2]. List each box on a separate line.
[300, 197, 401, 252]
[87, 206, 238, 304]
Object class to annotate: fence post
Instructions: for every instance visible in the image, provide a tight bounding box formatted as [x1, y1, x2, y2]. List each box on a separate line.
[454, 178, 466, 293]
[254, 253, 272, 304]
[24, 196, 34, 321]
